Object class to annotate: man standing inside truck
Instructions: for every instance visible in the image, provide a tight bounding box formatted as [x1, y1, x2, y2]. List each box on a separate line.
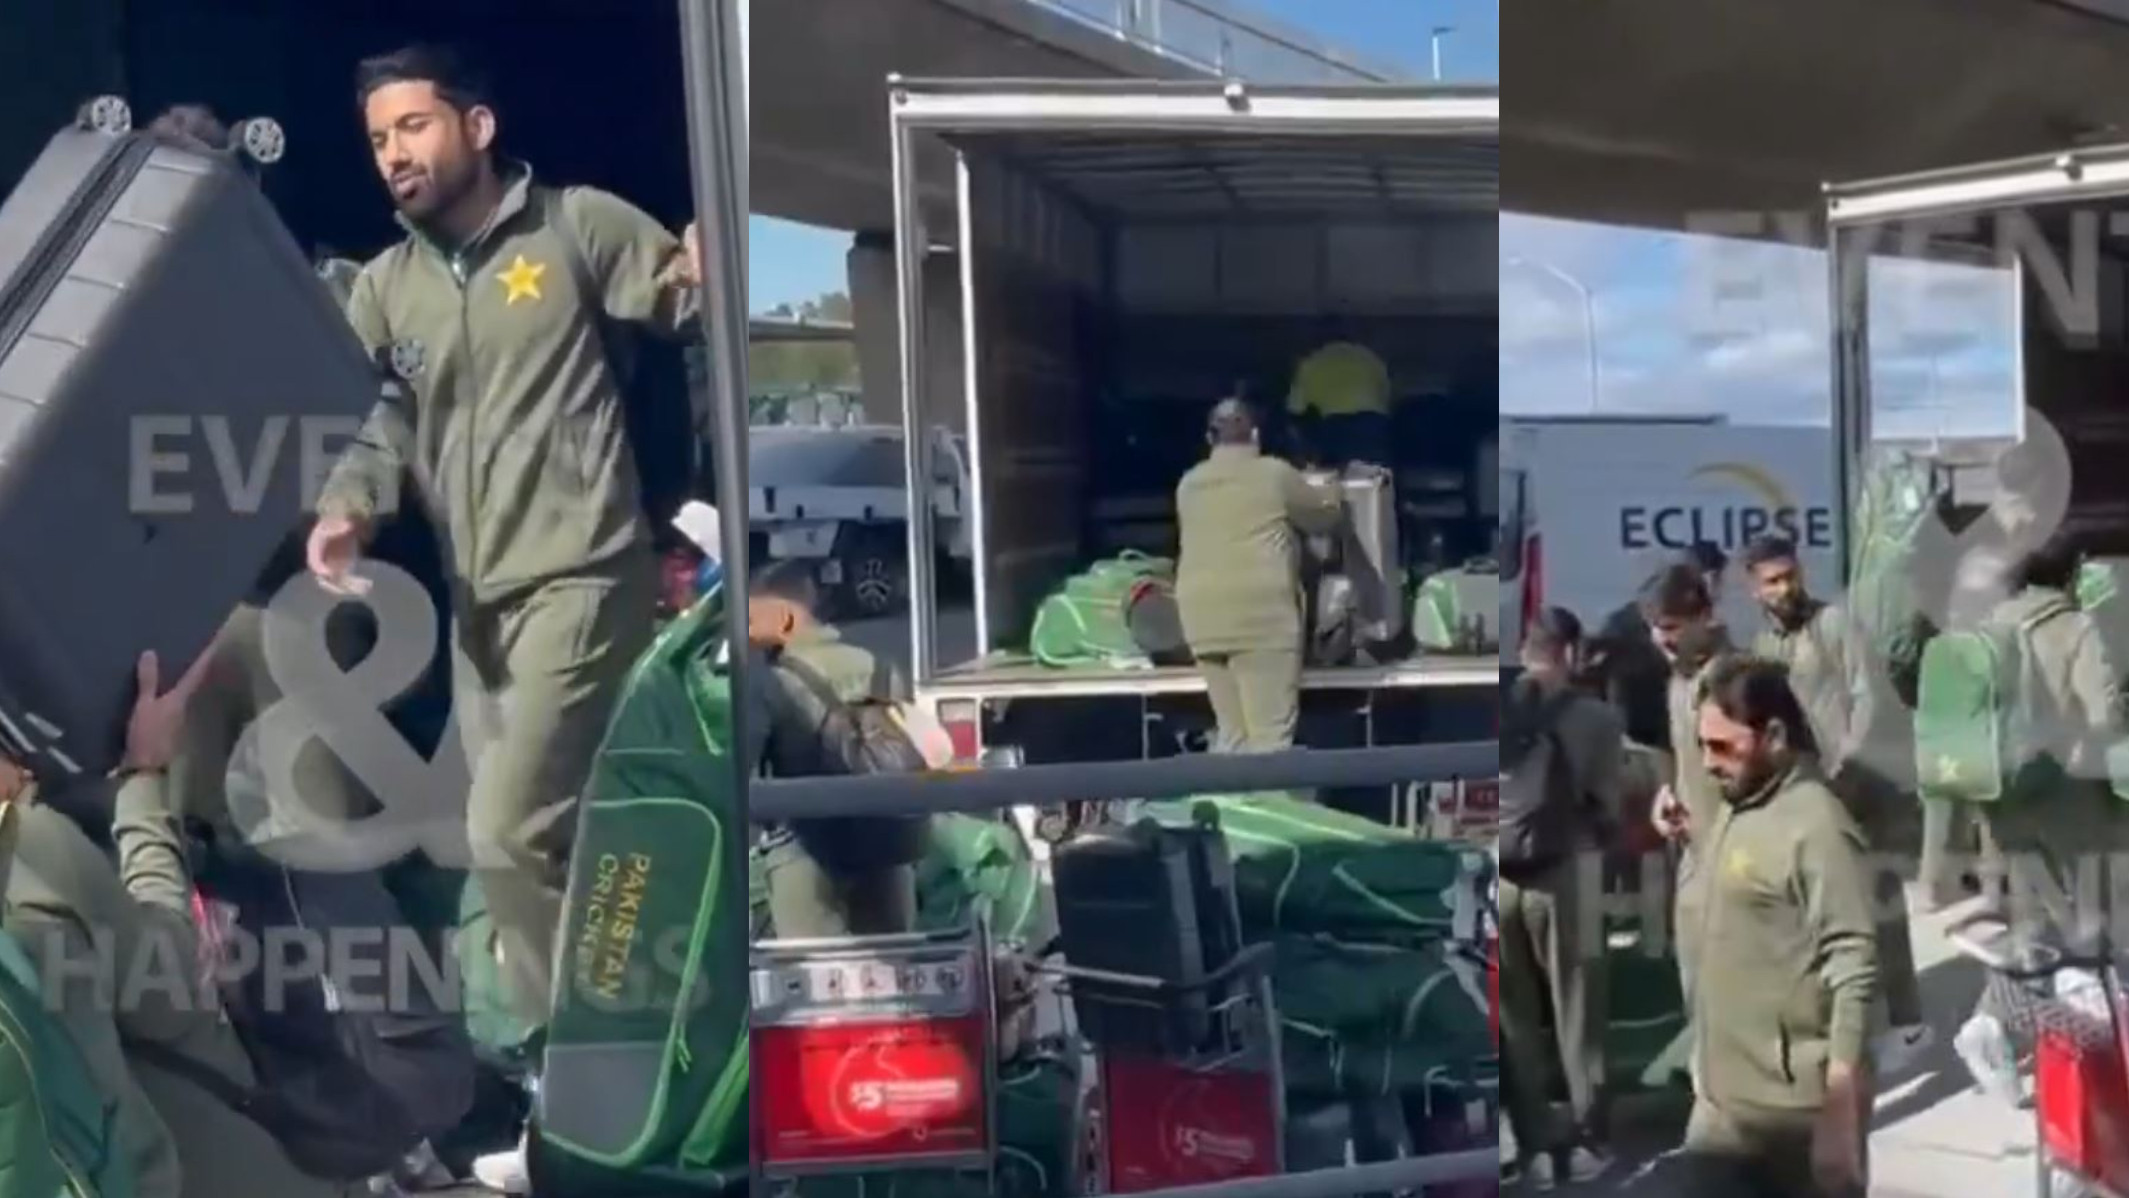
[1176, 399, 1345, 752]
[308, 44, 703, 1032]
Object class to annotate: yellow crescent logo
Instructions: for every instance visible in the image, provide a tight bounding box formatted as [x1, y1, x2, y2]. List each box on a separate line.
[1690, 462, 1794, 511]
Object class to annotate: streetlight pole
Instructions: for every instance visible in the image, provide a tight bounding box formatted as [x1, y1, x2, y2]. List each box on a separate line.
[1507, 256, 1602, 414]
[1430, 25, 1453, 81]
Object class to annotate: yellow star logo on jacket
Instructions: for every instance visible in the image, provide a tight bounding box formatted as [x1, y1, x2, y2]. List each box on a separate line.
[1725, 848, 1754, 883]
[498, 254, 546, 305]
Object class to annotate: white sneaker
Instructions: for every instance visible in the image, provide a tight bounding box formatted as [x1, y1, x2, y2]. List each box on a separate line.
[1954, 1014, 2026, 1109]
[1875, 1023, 1936, 1076]
[1525, 1152, 1557, 1191]
[470, 1136, 531, 1195]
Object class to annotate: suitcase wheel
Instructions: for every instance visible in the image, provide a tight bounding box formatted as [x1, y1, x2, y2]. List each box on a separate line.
[79, 96, 133, 136]
[237, 118, 286, 166]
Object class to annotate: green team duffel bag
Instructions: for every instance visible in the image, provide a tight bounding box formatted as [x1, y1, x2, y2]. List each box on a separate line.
[1412, 562, 1501, 654]
[1914, 608, 2070, 806]
[1272, 933, 1493, 1099]
[748, 811, 1056, 950]
[1028, 551, 1188, 669]
[0, 919, 134, 1198]
[914, 812, 1056, 951]
[1139, 793, 1487, 944]
[529, 592, 749, 1195]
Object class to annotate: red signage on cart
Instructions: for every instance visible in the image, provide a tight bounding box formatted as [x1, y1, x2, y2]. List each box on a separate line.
[1101, 1055, 1280, 1193]
[2038, 1002, 2129, 1196]
[755, 1014, 989, 1167]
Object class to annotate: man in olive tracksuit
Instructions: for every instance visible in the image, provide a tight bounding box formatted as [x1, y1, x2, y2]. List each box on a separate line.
[1745, 535, 1928, 1064]
[3, 654, 354, 1198]
[312, 47, 702, 1022]
[1676, 656, 1877, 1198]
[747, 561, 925, 939]
[1969, 537, 2123, 973]
[1645, 565, 1730, 1006]
[1176, 399, 1344, 752]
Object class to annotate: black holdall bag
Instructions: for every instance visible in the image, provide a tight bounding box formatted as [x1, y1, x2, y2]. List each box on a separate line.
[766, 652, 933, 874]
[1497, 685, 1595, 877]
[136, 838, 478, 1182]
[0, 98, 385, 780]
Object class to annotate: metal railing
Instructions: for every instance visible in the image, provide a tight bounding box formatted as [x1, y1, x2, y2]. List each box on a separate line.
[750, 742, 1496, 820]
[1025, 0, 1414, 84]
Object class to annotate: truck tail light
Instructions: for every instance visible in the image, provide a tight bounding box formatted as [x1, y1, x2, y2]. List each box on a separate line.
[937, 699, 982, 765]
[1520, 532, 1543, 634]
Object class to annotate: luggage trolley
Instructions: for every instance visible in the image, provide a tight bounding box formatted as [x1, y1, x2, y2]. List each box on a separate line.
[1047, 808, 1288, 1194]
[1985, 947, 2129, 1198]
[751, 922, 1002, 1193]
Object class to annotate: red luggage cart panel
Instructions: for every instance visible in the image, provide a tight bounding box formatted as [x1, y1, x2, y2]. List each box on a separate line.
[752, 935, 995, 1175]
[1101, 1054, 1281, 1193]
[2039, 1017, 2129, 1195]
[755, 1014, 989, 1167]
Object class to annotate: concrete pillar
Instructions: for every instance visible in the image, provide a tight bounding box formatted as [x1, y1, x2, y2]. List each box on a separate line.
[848, 231, 966, 434]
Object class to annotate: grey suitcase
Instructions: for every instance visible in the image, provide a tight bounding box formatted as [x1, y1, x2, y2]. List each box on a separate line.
[0, 99, 383, 779]
[1337, 464, 1406, 647]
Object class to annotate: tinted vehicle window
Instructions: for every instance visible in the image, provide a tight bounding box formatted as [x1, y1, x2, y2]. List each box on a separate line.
[750, 431, 906, 489]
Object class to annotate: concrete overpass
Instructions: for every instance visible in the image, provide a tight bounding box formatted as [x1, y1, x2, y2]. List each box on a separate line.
[1506, 0, 2129, 239]
[754, 0, 1409, 232]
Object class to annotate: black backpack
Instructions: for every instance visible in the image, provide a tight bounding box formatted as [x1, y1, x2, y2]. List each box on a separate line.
[1497, 685, 1588, 875]
[137, 847, 477, 1182]
[546, 191, 707, 547]
[766, 653, 933, 874]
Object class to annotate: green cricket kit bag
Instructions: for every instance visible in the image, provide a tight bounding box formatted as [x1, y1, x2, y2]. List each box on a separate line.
[0, 931, 133, 1198]
[1028, 552, 1189, 669]
[1914, 611, 2066, 805]
[1848, 450, 1946, 702]
[1412, 562, 1502, 654]
[1138, 792, 1485, 944]
[530, 590, 749, 1195]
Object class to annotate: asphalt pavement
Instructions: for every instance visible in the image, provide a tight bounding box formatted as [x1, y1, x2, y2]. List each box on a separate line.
[1523, 887, 2054, 1198]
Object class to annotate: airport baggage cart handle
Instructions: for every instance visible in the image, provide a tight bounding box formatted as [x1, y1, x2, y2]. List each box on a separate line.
[1033, 942, 1276, 996]
[749, 742, 1498, 820]
[1114, 1149, 1499, 1198]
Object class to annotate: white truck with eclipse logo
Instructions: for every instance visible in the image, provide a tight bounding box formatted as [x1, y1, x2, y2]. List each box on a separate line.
[1502, 416, 1837, 635]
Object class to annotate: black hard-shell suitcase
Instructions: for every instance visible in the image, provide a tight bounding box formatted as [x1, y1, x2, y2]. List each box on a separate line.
[0, 99, 384, 779]
[1053, 809, 1244, 1055]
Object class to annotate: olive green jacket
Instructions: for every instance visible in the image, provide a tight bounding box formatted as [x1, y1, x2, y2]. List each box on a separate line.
[1174, 445, 1344, 655]
[324, 164, 699, 603]
[1754, 599, 1887, 784]
[1666, 635, 1734, 850]
[1690, 761, 1878, 1116]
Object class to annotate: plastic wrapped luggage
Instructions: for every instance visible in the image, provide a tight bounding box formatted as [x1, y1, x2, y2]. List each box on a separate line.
[1138, 792, 1489, 945]
[1413, 563, 1502, 654]
[0, 99, 382, 780]
[1271, 934, 1492, 1098]
[530, 593, 748, 1195]
[1336, 464, 1407, 646]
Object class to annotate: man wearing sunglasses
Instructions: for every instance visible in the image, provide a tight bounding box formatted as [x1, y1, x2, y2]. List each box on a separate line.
[1674, 656, 1877, 1198]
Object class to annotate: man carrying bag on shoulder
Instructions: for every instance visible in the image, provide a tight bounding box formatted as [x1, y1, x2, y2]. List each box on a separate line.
[1499, 608, 1623, 1190]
